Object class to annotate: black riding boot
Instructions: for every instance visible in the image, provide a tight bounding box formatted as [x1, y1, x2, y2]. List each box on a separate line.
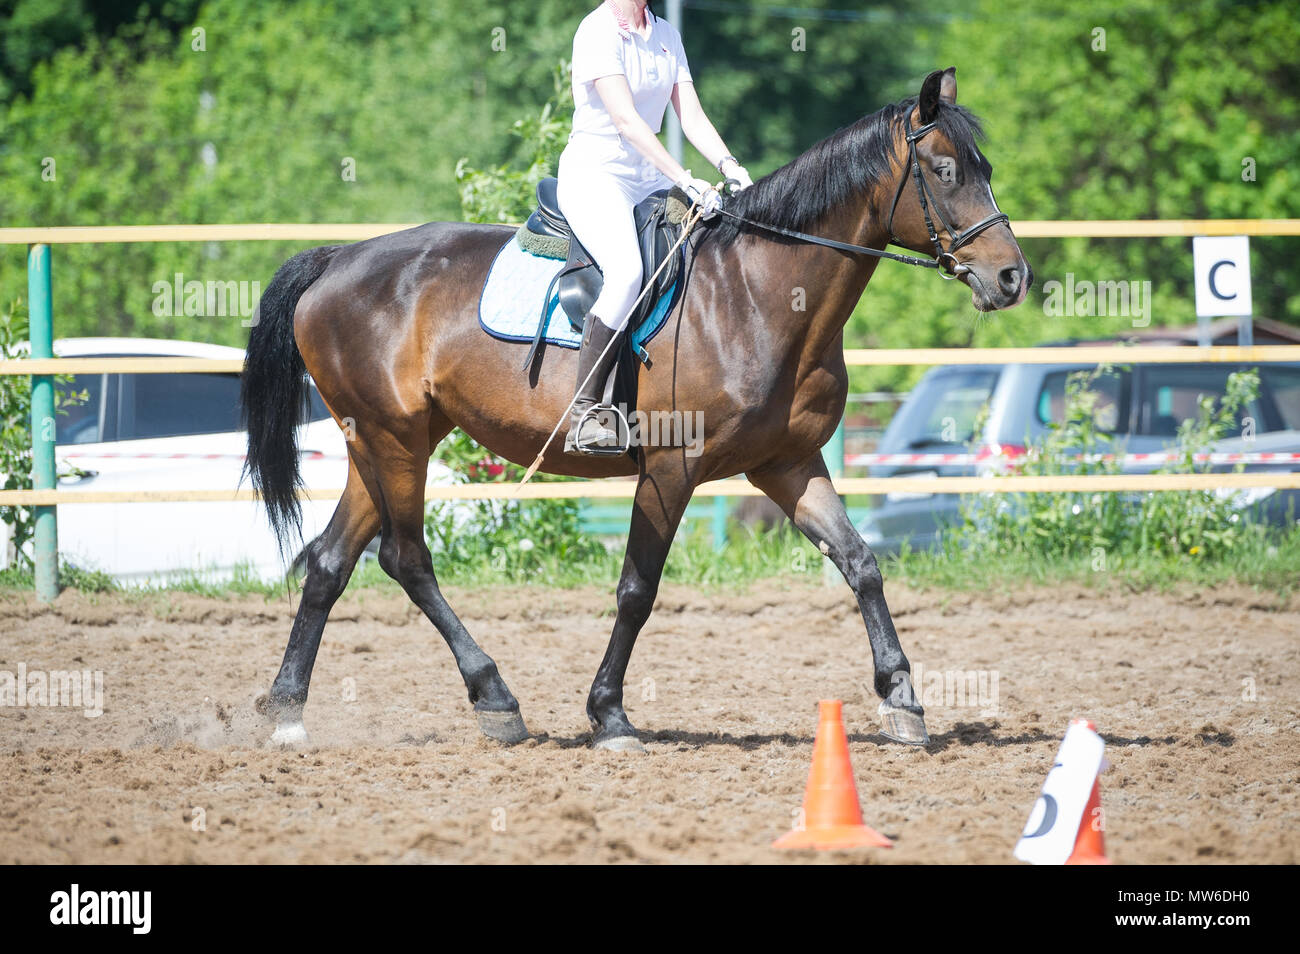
[565, 315, 622, 456]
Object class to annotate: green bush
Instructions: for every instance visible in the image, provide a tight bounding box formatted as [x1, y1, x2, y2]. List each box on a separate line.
[424, 429, 608, 579]
[0, 298, 86, 569]
[0, 299, 33, 565]
[958, 366, 1265, 562]
[1136, 370, 1263, 559]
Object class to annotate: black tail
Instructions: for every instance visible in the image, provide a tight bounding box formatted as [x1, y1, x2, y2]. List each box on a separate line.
[241, 245, 338, 558]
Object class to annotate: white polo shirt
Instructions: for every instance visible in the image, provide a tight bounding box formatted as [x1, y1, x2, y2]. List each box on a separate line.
[570, 3, 692, 138]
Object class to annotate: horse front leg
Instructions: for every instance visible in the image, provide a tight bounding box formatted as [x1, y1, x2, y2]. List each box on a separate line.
[586, 463, 692, 751]
[749, 453, 929, 745]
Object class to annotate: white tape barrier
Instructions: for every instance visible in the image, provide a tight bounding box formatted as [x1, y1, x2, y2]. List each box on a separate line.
[64, 450, 1300, 467]
[846, 451, 1300, 467]
[59, 451, 343, 461]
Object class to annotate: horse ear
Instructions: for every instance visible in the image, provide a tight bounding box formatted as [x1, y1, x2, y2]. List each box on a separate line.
[939, 66, 957, 105]
[919, 70, 944, 123]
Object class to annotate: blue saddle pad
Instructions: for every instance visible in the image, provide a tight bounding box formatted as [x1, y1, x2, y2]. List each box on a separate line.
[478, 234, 679, 354]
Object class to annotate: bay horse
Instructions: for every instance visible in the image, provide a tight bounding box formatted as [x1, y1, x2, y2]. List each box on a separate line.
[242, 68, 1030, 751]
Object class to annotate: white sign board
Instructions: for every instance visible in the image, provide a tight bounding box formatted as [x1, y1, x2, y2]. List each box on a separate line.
[1193, 235, 1252, 317]
[1014, 721, 1105, 865]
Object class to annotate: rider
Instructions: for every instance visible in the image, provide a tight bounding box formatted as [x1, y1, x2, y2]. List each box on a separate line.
[559, 0, 752, 455]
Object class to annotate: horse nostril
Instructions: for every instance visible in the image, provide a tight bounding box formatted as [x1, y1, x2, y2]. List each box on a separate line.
[997, 266, 1022, 296]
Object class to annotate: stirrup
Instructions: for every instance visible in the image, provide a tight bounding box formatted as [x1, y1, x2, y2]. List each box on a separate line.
[564, 402, 630, 457]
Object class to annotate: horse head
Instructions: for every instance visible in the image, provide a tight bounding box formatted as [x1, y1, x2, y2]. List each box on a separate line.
[886, 67, 1032, 311]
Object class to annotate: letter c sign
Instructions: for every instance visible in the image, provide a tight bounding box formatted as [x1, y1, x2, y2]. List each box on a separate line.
[1193, 236, 1252, 317]
[1208, 261, 1236, 300]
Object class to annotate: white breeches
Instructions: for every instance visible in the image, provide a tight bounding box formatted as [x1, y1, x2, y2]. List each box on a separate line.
[557, 132, 672, 331]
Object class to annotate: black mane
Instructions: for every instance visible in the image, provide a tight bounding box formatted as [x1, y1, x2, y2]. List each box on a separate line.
[704, 97, 987, 246]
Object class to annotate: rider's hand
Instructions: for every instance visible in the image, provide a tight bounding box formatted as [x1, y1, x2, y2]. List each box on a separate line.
[719, 157, 754, 191]
[676, 173, 722, 219]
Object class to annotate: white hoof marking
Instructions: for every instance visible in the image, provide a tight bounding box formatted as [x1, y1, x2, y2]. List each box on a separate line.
[271, 721, 309, 745]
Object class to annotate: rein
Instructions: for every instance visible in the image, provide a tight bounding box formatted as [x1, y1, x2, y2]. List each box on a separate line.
[714, 207, 940, 270]
[717, 119, 1010, 279]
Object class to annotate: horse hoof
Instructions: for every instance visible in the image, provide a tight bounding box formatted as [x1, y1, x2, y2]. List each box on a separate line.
[270, 720, 309, 746]
[475, 708, 530, 745]
[878, 700, 930, 746]
[592, 734, 646, 753]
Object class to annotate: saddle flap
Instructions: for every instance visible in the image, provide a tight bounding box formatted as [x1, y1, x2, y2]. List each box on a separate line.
[524, 178, 685, 337]
[536, 177, 563, 223]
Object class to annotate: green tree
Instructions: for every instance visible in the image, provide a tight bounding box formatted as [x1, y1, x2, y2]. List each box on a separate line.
[845, 0, 1300, 393]
[0, 0, 577, 345]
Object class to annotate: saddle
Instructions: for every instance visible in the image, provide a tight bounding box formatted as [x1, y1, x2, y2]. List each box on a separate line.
[519, 177, 688, 372]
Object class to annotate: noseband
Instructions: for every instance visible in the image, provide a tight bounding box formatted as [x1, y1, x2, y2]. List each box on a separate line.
[886, 120, 1010, 279]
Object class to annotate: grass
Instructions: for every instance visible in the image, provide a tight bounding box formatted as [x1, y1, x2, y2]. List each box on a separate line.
[0, 522, 820, 598]
[350, 520, 817, 591]
[883, 526, 1300, 599]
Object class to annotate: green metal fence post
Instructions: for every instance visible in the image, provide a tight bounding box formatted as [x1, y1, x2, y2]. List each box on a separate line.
[820, 417, 845, 584]
[28, 243, 58, 602]
[712, 495, 727, 552]
[821, 418, 845, 481]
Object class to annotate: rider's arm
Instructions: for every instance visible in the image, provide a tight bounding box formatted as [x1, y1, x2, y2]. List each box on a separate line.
[671, 81, 736, 176]
[592, 74, 690, 184]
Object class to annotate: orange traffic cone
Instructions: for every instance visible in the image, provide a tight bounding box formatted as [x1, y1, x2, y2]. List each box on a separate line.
[1066, 776, 1111, 864]
[773, 699, 892, 850]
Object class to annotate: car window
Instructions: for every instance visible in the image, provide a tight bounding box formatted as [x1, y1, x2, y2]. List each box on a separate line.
[1036, 369, 1129, 433]
[117, 369, 333, 440]
[305, 384, 332, 423]
[1261, 366, 1300, 430]
[55, 374, 106, 444]
[1135, 365, 1265, 437]
[120, 372, 244, 440]
[888, 369, 1000, 447]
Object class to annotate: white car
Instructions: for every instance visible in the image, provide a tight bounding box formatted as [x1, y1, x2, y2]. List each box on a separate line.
[3, 337, 446, 585]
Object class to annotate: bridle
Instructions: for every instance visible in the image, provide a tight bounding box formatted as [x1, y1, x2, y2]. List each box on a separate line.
[885, 119, 1010, 279]
[715, 116, 1010, 277]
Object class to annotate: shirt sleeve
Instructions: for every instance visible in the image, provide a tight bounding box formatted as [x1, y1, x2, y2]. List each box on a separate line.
[669, 25, 692, 84]
[572, 16, 625, 84]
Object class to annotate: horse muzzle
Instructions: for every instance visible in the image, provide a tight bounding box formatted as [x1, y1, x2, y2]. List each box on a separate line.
[962, 260, 1032, 311]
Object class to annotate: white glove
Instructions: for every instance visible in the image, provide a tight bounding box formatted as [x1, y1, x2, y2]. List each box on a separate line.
[676, 173, 722, 219]
[719, 157, 754, 191]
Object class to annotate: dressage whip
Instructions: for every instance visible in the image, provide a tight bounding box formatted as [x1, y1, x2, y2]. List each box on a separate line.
[514, 199, 708, 494]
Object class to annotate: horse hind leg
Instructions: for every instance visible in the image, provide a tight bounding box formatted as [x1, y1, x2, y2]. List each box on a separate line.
[258, 460, 380, 744]
[367, 429, 529, 744]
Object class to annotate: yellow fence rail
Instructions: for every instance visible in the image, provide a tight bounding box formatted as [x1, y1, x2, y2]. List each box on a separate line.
[3, 218, 1299, 245]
